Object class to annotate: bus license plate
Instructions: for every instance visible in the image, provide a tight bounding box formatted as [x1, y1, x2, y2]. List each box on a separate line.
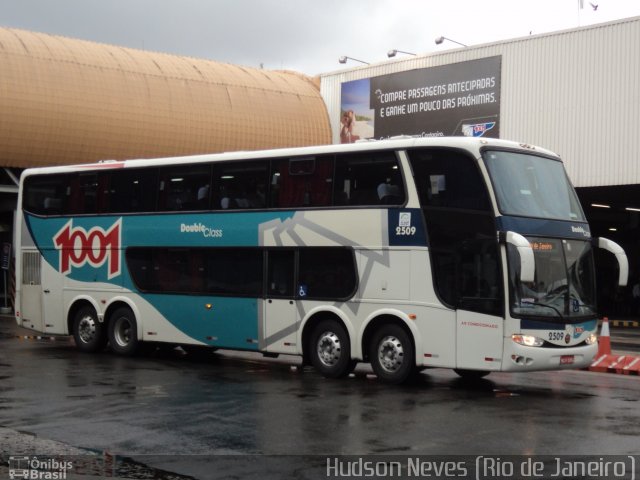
[560, 355, 575, 365]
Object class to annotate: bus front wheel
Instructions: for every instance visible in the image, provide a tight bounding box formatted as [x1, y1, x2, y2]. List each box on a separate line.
[108, 307, 139, 356]
[369, 324, 416, 384]
[72, 306, 107, 353]
[309, 320, 353, 378]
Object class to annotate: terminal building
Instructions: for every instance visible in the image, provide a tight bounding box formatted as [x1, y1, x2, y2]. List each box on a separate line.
[319, 16, 640, 317]
[1, 17, 639, 316]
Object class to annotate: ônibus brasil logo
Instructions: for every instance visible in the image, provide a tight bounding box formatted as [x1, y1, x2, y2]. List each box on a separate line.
[53, 219, 122, 279]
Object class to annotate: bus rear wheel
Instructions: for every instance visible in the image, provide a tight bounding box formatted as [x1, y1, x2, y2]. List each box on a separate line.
[309, 320, 352, 378]
[369, 324, 416, 384]
[108, 307, 139, 356]
[72, 306, 107, 353]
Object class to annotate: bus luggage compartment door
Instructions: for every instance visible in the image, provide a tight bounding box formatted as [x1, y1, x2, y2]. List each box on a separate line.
[263, 298, 298, 354]
[20, 250, 44, 331]
[456, 309, 503, 371]
[19, 251, 64, 334]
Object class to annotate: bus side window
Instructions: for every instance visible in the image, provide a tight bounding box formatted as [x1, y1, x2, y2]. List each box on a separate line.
[212, 161, 269, 210]
[157, 165, 212, 211]
[67, 174, 98, 215]
[270, 156, 333, 208]
[333, 152, 404, 206]
[126, 247, 263, 296]
[99, 169, 157, 213]
[23, 174, 70, 216]
[267, 250, 295, 297]
[298, 247, 357, 300]
[204, 248, 263, 296]
[410, 150, 490, 211]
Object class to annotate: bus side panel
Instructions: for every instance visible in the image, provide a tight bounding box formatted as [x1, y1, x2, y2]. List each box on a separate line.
[409, 249, 457, 368]
[356, 249, 410, 301]
[61, 287, 260, 350]
[355, 248, 458, 368]
[140, 294, 260, 350]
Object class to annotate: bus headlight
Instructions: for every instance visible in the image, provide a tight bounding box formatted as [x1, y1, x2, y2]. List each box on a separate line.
[585, 333, 597, 345]
[512, 334, 544, 347]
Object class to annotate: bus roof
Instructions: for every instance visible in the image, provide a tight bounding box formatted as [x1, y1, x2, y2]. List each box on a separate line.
[20, 136, 561, 177]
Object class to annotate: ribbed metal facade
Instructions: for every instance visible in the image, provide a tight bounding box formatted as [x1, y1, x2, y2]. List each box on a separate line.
[0, 27, 331, 168]
[320, 16, 640, 188]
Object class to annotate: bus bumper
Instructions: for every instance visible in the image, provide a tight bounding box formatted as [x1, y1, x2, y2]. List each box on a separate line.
[502, 341, 597, 371]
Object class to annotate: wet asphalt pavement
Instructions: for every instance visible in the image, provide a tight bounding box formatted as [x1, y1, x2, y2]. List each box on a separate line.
[1, 316, 639, 479]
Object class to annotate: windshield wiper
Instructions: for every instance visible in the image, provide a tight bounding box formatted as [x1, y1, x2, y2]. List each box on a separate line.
[520, 300, 564, 321]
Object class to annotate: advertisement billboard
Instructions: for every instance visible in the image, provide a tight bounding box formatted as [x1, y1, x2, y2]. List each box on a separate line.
[340, 56, 501, 142]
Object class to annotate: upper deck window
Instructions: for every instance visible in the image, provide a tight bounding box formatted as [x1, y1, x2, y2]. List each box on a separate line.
[158, 165, 211, 211]
[22, 149, 406, 216]
[333, 151, 405, 206]
[23, 174, 70, 216]
[408, 148, 491, 211]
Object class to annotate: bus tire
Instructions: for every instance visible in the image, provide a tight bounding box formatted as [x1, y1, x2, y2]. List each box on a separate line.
[309, 320, 352, 378]
[72, 306, 107, 353]
[454, 369, 490, 380]
[108, 307, 139, 356]
[369, 324, 416, 384]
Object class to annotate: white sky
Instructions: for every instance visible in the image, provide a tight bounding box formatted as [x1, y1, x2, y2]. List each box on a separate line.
[2, 0, 640, 76]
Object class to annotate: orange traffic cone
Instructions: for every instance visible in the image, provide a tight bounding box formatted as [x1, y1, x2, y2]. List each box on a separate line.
[597, 317, 611, 357]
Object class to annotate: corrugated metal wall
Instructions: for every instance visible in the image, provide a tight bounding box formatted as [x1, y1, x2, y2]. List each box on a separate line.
[320, 17, 640, 188]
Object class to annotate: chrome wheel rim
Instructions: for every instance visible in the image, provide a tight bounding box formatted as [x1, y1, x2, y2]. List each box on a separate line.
[316, 331, 342, 367]
[78, 315, 97, 344]
[377, 336, 404, 373]
[113, 317, 132, 347]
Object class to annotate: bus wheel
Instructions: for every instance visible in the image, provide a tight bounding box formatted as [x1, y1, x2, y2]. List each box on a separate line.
[369, 324, 416, 384]
[72, 306, 107, 353]
[454, 369, 490, 380]
[309, 320, 352, 378]
[108, 307, 139, 356]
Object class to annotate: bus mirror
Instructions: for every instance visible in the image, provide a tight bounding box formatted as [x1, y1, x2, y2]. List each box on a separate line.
[596, 237, 629, 286]
[505, 231, 535, 283]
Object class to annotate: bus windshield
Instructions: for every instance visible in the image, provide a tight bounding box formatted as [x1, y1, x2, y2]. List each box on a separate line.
[508, 237, 597, 320]
[483, 151, 586, 221]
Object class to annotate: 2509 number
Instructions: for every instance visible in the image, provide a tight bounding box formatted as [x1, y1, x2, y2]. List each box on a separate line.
[396, 226, 416, 236]
[548, 331, 565, 341]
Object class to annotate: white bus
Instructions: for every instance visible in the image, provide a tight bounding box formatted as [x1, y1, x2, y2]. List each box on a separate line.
[14, 137, 628, 383]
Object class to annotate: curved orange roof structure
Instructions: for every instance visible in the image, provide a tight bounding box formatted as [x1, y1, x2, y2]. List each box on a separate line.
[0, 27, 331, 168]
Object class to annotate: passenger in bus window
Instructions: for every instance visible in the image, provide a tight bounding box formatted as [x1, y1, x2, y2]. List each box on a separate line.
[377, 181, 400, 204]
[197, 184, 209, 208]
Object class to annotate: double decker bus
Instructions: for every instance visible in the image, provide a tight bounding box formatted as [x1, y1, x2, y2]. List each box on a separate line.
[15, 137, 628, 383]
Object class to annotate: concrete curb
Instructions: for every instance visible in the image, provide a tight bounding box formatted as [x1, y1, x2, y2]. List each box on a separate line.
[588, 353, 640, 375]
